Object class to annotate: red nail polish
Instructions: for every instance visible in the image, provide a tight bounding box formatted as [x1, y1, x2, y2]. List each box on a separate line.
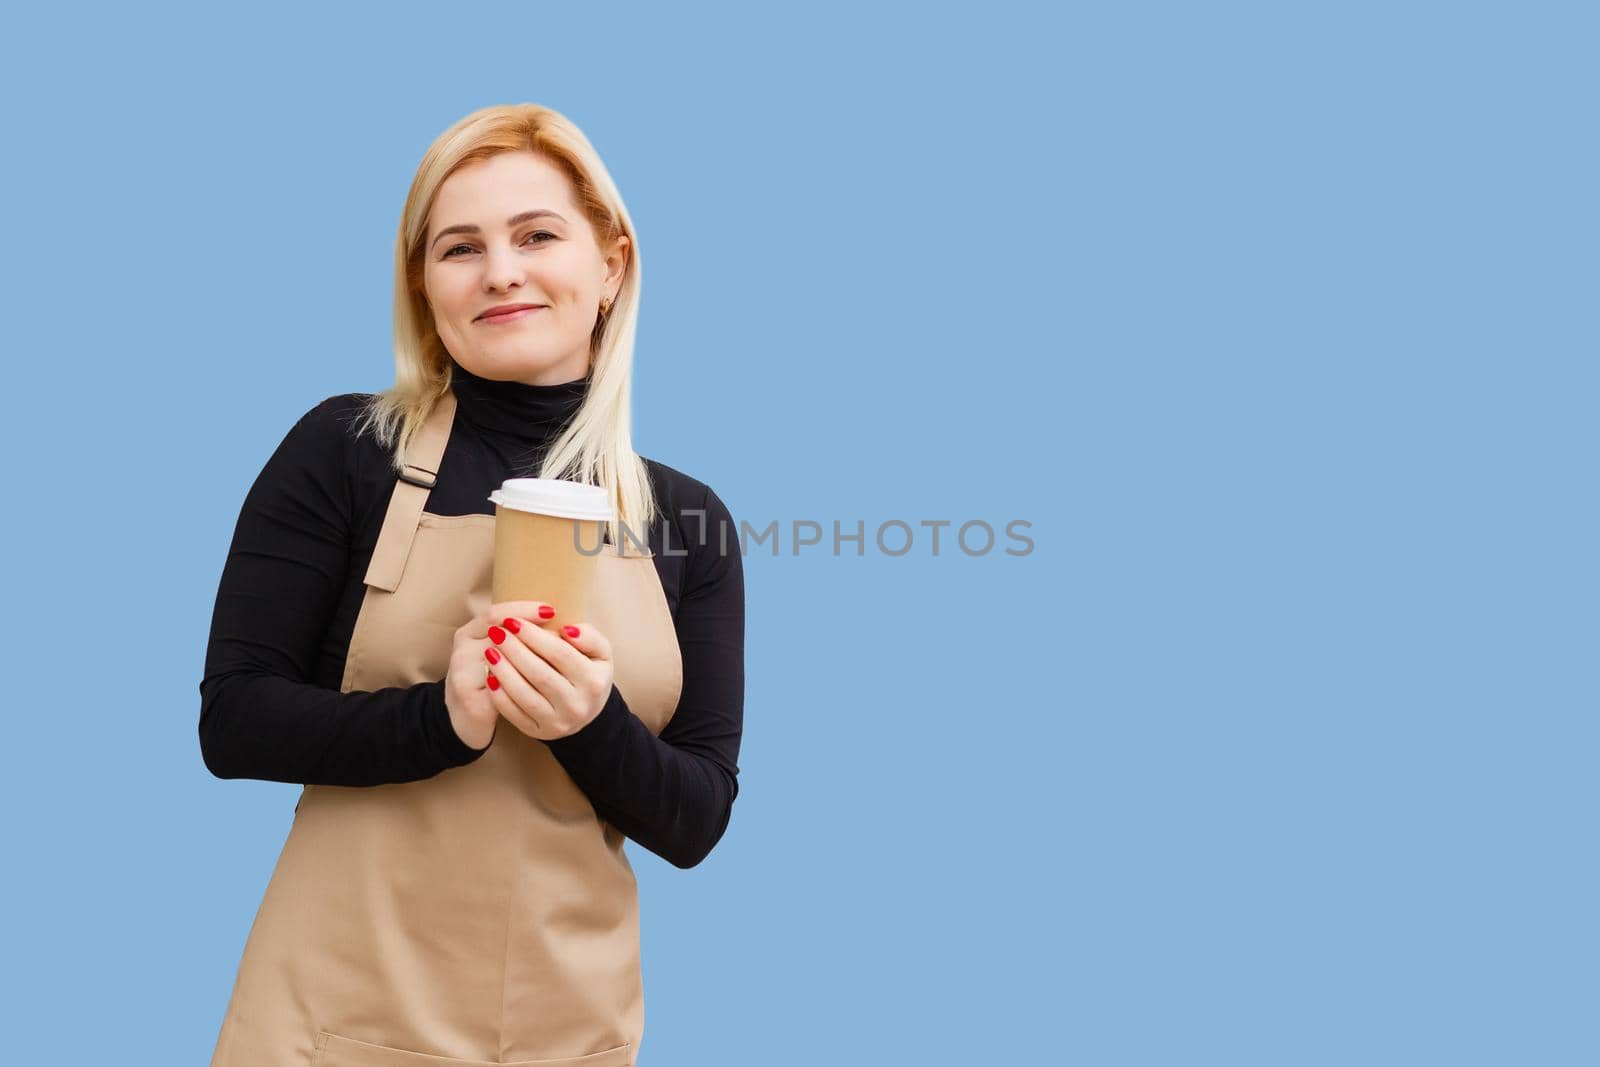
[485, 647, 501, 665]
[488, 625, 506, 645]
[502, 617, 521, 634]
[538, 605, 556, 619]
[487, 674, 501, 691]
[562, 625, 580, 638]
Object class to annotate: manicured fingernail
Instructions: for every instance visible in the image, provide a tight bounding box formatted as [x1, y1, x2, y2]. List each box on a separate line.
[562, 625, 580, 638]
[538, 605, 556, 619]
[484, 647, 501, 665]
[487, 673, 501, 691]
[502, 617, 521, 634]
[488, 626, 506, 645]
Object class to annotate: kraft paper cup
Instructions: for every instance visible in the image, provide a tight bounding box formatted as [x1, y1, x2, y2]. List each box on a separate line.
[487, 478, 613, 626]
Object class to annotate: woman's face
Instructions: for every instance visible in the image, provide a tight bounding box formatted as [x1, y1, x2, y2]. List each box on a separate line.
[422, 151, 628, 386]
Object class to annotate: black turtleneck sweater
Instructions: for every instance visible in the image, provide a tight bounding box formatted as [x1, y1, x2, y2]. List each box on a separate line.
[198, 360, 744, 870]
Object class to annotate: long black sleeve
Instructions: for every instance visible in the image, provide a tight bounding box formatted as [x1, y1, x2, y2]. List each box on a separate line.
[198, 399, 488, 786]
[546, 484, 745, 869]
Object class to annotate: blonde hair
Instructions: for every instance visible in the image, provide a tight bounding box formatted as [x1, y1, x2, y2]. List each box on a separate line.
[354, 103, 656, 553]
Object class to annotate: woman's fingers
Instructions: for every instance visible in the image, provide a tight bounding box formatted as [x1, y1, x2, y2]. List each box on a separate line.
[462, 600, 552, 641]
[486, 669, 547, 738]
[509, 614, 592, 675]
[492, 603, 610, 667]
[556, 621, 612, 664]
[483, 628, 559, 733]
[491, 603, 608, 672]
[488, 617, 574, 705]
[461, 600, 610, 742]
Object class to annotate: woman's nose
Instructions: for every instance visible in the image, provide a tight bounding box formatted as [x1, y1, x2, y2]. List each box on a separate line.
[481, 246, 526, 292]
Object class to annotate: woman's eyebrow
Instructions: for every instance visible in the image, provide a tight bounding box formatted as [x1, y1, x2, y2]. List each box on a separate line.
[430, 210, 569, 248]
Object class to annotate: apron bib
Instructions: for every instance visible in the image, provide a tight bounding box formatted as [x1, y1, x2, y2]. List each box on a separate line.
[210, 391, 683, 1066]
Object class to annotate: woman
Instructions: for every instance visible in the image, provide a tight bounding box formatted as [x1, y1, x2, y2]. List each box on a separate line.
[199, 103, 744, 1066]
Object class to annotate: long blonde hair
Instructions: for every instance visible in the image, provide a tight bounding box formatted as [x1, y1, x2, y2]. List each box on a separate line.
[354, 103, 656, 552]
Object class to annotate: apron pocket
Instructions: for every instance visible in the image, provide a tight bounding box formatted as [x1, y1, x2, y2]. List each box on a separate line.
[314, 1030, 634, 1067]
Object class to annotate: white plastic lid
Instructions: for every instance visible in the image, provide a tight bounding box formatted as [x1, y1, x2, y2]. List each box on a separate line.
[488, 478, 614, 521]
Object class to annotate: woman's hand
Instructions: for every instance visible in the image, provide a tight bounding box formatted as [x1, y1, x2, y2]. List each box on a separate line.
[480, 601, 616, 741]
[444, 603, 548, 751]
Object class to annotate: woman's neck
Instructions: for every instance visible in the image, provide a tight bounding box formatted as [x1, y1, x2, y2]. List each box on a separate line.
[447, 357, 591, 444]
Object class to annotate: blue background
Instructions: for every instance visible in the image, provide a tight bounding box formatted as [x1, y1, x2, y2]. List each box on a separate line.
[2, 2, 1593, 1063]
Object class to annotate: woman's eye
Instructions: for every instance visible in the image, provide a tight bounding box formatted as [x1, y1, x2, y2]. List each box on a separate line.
[441, 233, 552, 259]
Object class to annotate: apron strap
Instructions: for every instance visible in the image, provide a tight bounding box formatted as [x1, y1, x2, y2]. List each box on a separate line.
[363, 390, 457, 592]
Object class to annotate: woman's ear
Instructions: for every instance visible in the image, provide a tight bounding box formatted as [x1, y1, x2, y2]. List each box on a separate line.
[604, 235, 631, 292]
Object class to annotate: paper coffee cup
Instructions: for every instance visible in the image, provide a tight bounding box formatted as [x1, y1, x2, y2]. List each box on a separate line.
[488, 478, 614, 625]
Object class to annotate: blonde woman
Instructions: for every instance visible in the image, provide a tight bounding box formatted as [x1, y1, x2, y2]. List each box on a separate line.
[200, 104, 744, 1066]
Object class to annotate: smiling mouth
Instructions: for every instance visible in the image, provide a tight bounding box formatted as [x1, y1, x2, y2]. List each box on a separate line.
[477, 306, 547, 324]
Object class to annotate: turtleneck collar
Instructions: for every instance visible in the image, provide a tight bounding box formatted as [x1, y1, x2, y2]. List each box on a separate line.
[447, 357, 590, 444]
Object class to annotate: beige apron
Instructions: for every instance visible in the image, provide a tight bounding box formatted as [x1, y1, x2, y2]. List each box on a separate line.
[210, 391, 683, 1066]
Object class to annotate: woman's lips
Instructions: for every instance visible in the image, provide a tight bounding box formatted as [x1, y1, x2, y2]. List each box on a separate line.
[478, 306, 546, 325]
